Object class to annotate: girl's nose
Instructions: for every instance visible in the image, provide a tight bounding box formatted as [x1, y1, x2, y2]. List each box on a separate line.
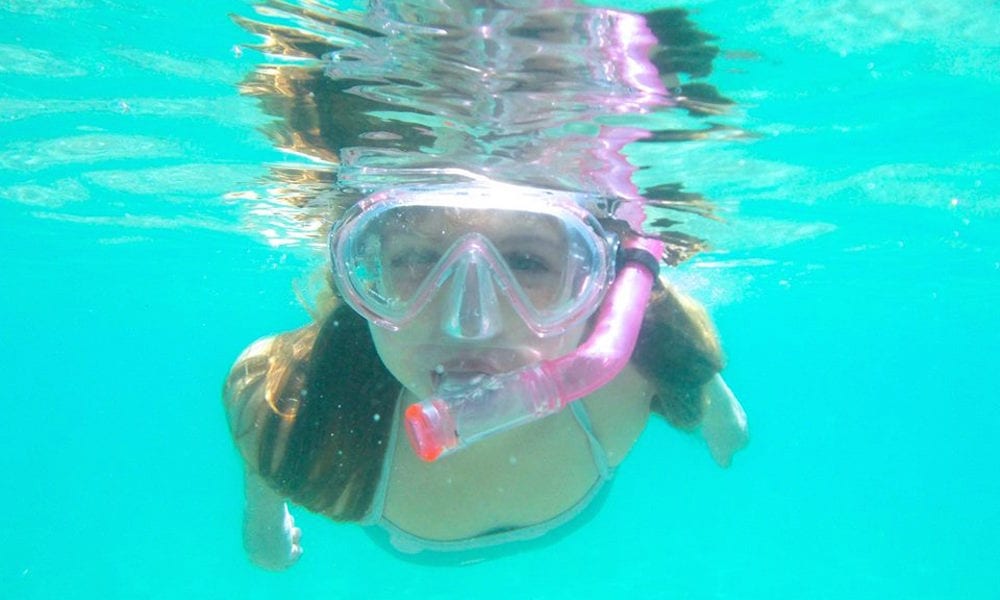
[442, 253, 503, 340]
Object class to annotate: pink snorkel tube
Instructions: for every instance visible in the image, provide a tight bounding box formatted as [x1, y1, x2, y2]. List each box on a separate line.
[405, 234, 664, 462]
[397, 7, 672, 461]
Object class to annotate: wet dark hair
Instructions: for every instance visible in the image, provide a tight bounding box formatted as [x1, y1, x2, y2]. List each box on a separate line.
[255, 303, 401, 520]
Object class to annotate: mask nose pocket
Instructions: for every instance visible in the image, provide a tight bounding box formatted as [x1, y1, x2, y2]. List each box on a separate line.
[442, 249, 503, 340]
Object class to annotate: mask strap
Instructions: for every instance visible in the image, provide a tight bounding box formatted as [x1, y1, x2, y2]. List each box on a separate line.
[617, 245, 661, 277]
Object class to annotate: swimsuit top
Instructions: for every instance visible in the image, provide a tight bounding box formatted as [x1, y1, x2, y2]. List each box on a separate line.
[360, 395, 614, 563]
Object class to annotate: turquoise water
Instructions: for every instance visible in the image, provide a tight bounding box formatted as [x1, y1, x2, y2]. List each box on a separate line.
[2, 1, 998, 598]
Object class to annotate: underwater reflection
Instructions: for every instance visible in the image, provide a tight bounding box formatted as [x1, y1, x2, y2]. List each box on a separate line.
[235, 0, 739, 259]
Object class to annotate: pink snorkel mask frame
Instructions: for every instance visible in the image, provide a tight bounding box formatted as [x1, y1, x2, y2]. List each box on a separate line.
[329, 183, 664, 462]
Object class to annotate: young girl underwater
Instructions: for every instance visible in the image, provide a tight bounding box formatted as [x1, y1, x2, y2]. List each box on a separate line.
[223, 0, 749, 570]
[224, 181, 748, 569]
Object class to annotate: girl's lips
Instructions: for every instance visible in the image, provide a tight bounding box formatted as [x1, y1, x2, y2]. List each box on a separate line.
[406, 345, 543, 391]
[426, 350, 536, 388]
[440, 357, 503, 373]
[429, 358, 502, 388]
[430, 370, 495, 391]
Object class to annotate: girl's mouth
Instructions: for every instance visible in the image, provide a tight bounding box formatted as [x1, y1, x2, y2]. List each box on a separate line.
[408, 344, 543, 392]
[426, 349, 535, 388]
[430, 358, 500, 388]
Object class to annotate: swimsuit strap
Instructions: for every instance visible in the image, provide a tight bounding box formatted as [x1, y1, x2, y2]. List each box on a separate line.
[568, 400, 612, 479]
[359, 389, 406, 526]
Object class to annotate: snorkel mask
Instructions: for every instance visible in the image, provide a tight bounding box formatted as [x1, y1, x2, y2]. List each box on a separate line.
[329, 181, 663, 461]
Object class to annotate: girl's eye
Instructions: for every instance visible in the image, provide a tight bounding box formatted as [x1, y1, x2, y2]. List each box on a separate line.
[389, 249, 441, 270]
[385, 248, 441, 296]
[504, 252, 551, 274]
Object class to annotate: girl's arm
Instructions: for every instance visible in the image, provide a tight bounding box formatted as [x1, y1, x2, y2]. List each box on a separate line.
[242, 469, 302, 570]
[633, 282, 749, 466]
[223, 328, 317, 570]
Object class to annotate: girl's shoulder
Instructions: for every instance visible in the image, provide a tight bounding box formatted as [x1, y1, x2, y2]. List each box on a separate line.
[222, 324, 320, 465]
[223, 324, 318, 405]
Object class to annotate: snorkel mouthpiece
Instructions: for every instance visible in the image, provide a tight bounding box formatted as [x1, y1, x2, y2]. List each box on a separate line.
[405, 368, 560, 461]
[404, 236, 664, 461]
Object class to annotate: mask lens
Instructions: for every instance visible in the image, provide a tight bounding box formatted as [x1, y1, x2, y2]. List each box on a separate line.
[331, 188, 613, 334]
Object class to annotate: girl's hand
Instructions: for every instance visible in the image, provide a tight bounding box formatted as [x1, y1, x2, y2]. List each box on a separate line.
[701, 375, 749, 468]
[243, 503, 303, 571]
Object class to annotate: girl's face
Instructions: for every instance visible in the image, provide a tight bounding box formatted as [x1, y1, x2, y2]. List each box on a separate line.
[367, 210, 592, 401]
